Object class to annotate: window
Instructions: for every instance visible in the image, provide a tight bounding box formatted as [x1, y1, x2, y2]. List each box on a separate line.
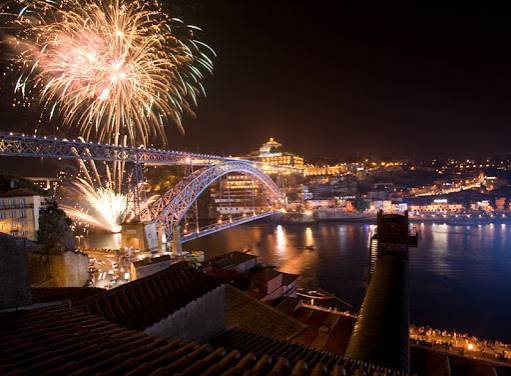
[19, 198, 26, 207]
[19, 210, 26, 218]
[11, 210, 17, 219]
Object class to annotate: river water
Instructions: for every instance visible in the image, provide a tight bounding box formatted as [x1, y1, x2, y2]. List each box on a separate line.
[85, 222, 511, 343]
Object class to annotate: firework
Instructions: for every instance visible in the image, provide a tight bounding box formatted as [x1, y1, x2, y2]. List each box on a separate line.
[2, 0, 214, 146]
[59, 147, 128, 232]
[58, 140, 158, 232]
[62, 180, 128, 233]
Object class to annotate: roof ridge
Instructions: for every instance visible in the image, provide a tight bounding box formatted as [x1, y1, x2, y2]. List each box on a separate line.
[0, 305, 412, 375]
[77, 261, 222, 330]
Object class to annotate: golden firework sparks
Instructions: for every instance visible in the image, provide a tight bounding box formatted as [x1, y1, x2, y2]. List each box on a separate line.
[2, 0, 214, 146]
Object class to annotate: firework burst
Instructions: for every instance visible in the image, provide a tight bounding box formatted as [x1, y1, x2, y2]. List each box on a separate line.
[58, 140, 158, 232]
[63, 180, 128, 233]
[59, 144, 127, 232]
[2, 0, 214, 145]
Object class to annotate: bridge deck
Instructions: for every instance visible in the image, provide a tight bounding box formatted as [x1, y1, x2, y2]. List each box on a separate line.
[181, 211, 278, 243]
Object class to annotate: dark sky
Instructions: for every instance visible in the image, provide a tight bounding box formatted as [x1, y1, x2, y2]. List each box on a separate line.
[3, 2, 511, 160]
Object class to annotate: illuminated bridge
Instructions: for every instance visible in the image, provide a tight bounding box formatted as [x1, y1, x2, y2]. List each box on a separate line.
[141, 160, 285, 246]
[0, 133, 289, 247]
[0, 132, 242, 166]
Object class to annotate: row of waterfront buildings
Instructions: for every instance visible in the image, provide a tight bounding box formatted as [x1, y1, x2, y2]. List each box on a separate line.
[210, 138, 511, 218]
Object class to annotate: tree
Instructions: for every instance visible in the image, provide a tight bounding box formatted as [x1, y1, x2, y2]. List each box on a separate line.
[38, 201, 76, 253]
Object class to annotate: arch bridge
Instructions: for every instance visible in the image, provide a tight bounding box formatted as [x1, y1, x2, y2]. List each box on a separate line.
[141, 161, 286, 247]
[0, 133, 290, 246]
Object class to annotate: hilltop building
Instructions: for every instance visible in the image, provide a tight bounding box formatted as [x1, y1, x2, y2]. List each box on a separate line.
[248, 137, 304, 174]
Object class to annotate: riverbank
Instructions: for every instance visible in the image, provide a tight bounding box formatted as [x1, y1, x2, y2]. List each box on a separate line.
[182, 221, 511, 344]
[273, 212, 511, 226]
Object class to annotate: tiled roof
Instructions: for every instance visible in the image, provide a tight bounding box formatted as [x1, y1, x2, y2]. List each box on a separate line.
[275, 302, 356, 355]
[253, 268, 281, 283]
[225, 285, 306, 340]
[0, 188, 40, 197]
[32, 287, 106, 304]
[204, 251, 257, 270]
[282, 272, 299, 286]
[79, 261, 222, 330]
[0, 305, 405, 376]
[205, 327, 402, 375]
[132, 254, 171, 268]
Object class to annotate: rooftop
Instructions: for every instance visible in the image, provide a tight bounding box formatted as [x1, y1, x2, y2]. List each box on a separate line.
[203, 251, 257, 270]
[131, 254, 171, 268]
[79, 261, 221, 330]
[225, 285, 306, 341]
[0, 188, 42, 198]
[32, 287, 106, 304]
[253, 268, 282, 283]
[0, 305, 399, 376]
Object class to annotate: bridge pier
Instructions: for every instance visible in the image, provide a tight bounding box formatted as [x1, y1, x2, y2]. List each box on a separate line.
[170, 223, 182, 256]
[121, 221, 159, 253]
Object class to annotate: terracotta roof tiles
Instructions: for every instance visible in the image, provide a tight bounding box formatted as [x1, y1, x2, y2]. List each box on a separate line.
[78, 261, 222, 330]
[225, 285, 306, 340]
[0, 305, 406, 375]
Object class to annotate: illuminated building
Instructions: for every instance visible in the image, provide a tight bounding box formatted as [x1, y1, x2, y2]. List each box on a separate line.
[210, 174, 267, 215]
[408, 199, 464, 214]
[0, 188, 48, 241]
[249, 138, 304, 175]
[25, 176, 60, 192]
[303, 163, 347, 176]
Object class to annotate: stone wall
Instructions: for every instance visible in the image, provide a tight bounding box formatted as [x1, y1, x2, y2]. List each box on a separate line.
[0, 233, 32, 308]
[28, 250, 50, 286]
[46, 251, 89, 287]
[145, 285, 225, 341]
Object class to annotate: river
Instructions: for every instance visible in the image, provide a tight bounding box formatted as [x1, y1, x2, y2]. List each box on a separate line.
[84, 221, 511, 343]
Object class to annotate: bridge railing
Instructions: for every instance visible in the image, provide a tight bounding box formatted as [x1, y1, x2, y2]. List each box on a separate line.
[0, 133, 301, 173]
[0, 133, 235, 166]
[181, 211, 278, 243]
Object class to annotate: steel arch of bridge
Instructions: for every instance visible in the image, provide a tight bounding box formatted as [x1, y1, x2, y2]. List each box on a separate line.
[142, 161, 285, 239]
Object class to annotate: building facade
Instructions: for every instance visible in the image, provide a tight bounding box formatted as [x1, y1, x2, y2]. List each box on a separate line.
[210, 174, 269, 215]
[249, 138, 304, 174]
[303, 163, 348, 176]
[0, 189, 47, 241]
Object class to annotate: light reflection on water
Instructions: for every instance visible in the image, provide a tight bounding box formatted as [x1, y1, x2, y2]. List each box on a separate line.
[85, 221, 511, 342]
[190, 222, 511, 342]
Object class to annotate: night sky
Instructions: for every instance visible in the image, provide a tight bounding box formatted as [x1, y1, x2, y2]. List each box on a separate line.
[3, 2, 511, 160]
